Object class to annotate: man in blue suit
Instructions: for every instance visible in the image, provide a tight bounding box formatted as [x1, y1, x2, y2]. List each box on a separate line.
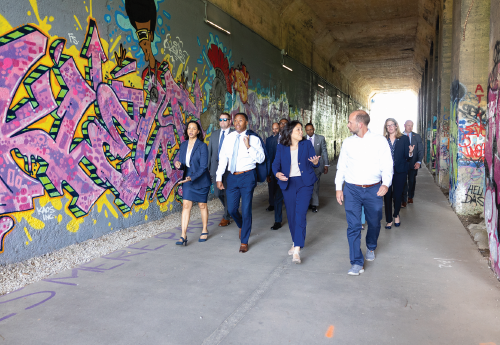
[266, 123, 283, 230]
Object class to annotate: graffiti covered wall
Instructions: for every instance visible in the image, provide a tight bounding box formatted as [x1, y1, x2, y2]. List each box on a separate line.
[0, 0, 359, 263]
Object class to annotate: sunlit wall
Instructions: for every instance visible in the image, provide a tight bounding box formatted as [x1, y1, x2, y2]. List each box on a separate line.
[368, 91, 418, 136]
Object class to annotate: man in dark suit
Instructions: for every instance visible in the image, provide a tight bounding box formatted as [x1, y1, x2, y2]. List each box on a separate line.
[305, 123, 330, 213]
[266, 122, 283, 230]
[402, 120, 424, 206]
[207, 113, 234, 226]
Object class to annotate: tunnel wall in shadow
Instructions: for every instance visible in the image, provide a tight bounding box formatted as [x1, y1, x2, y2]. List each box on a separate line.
[0, 0, 365, 264]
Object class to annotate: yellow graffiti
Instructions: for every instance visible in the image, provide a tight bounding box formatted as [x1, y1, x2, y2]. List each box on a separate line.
[66, 217, 84, 232]
[38, 193, 62, 210]
[96, 191, 119, 218]
[57, 214, 63, 223]
[28, 0, 52, 33]
[109, 35, 121, 54]
[105, 210, 108, 218]
[13, 209, 45, 230]
[0, 13, 12, 35]
[74, 15, 83, 30]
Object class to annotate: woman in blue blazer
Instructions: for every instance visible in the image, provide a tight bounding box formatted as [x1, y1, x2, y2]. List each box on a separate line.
[174, 121, 212, 245]
[272, 120, 321, 264]
[383, 118, 414, 229]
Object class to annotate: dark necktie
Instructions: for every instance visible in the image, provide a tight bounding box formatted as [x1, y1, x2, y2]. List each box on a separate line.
[218, 130, 225, 155]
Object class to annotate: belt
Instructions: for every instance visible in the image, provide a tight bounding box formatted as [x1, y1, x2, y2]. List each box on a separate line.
[233, 170, 252, 175]
[354, 182, 381, 188]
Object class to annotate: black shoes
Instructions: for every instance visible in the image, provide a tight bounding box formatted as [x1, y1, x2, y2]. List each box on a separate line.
[266, 205, 275, 211]
[311, 206, 318, 213]
[270, 222, 282, 230]
[308, 205, 313, 209]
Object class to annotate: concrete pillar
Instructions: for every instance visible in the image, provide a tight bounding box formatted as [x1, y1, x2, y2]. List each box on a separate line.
[484, 0, 500, 277]
[425, 55, 433, 166]
[449, 0, 490, 214]
[431, 28, 440, 177]
[436, 0, 454, 189]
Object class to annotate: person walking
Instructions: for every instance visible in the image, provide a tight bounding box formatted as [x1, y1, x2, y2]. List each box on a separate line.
[207, 113, 234, 227]
[266, 122, 284, 230]
[272, 120, 321, 264]
[305, 123, 330, 213]
[216, 113, 265, 253]
[383, 118, 413, 229]
[402, 120, 424, 206]
[174, 121, 212, 246]
[335, 111, 393, 276]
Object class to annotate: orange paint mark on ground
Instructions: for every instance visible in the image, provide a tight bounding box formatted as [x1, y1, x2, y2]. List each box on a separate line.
[325, 325, 334, 338]
[480, 343, 496, 345]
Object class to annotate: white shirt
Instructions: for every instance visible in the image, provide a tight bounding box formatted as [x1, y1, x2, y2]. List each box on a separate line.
[216, 130, 265, 181]
[185, 147, 192, 168]
[290, 149, 301, 177]
[335, 130, 393, 190]
[219, 128, 230, 142]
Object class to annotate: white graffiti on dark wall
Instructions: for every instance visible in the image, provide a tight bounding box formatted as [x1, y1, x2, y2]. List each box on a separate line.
[163, 34, 189, 65]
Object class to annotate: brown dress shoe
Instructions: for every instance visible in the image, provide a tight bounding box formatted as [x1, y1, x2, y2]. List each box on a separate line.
[239, 243, 248, 253]
[408, 198, 413, 204]
[401, 202, 407, 208]
[219, 218, 230, 227]
[239, 228, 241, 239]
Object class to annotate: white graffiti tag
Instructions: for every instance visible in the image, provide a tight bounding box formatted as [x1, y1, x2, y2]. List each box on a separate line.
[163, 34, 188, 65]
[68, 33, 79, 45]
[37, 205, 56, 221]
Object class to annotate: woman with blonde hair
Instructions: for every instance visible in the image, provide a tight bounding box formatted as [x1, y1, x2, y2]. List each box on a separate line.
[383, 118, 413, 229]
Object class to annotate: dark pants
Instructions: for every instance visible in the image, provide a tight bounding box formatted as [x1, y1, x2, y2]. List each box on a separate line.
[403, 168, 418, 202]
[226, 170, 256, 244]
[282, 177, 313, 248]
[270, 175, 283, 223]
[214, 171, 230, 220]
[344, 183, 383, 266]
[384, 171, 407, 223]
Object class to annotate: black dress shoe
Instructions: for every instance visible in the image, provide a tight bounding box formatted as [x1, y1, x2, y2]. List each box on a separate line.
[270, 222, 282, 230]
[312, 206, 318, 213]
[308, 205, 313, 209]
[266, 205, 275, 211]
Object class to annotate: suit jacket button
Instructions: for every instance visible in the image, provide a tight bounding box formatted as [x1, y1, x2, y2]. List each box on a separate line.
[298, 163, 300, 165]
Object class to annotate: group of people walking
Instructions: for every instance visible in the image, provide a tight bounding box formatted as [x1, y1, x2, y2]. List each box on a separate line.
[174, 109, 423, 275]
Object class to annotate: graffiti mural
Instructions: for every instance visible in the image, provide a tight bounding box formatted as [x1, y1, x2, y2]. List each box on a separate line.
[485, 41, 500, 277]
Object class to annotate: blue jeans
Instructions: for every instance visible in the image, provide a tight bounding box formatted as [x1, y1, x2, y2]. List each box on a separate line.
[226, 170, 257, 244]
[344, 183, 383, 266]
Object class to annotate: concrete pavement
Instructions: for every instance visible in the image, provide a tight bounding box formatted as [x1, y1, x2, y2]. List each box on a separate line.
[1, 168, 500, 344]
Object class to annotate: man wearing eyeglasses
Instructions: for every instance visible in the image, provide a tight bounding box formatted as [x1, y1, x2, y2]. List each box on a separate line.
[124, 0, 163, 91]
[208, 113, 234, 227]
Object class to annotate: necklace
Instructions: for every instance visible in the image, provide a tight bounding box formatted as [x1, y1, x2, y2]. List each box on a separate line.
[148, 64, 158, 103]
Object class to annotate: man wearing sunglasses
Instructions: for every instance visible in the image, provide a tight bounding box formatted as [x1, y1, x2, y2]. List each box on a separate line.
[208, 113, 234, 227]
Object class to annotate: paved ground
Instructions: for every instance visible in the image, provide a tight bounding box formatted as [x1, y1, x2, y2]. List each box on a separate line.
[1, 168, 500, 344]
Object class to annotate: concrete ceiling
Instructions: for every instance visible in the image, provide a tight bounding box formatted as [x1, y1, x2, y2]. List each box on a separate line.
[211, 0, 439, 102]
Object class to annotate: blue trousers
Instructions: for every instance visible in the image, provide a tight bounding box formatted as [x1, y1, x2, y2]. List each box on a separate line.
[226, 170, 256, 244]
[344, 183, 383, 266]
[273, 175, 283, 223]
[282, 177, 313, 248]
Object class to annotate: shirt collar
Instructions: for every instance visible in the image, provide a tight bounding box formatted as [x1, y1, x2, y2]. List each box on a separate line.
[307, 134, 315, 140]
[355, 129, 371, 139]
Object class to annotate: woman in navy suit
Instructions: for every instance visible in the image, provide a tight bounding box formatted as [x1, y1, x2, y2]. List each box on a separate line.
[272, 120, 321, 264]
[383, 118, 414, 229]
[174, 121, 212, 245]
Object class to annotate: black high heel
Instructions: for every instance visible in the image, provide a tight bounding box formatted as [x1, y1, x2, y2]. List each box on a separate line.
[385, 223, 392, 229]
[176, 237, 188, 246]
[394, 216, 401, 227]
[198, 231, 209, 242]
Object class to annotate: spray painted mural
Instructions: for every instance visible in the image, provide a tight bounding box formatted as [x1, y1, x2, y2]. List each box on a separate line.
[448, 79, 486, 214]
[0, 0, 359, 263]
[485, 41, 500, 277]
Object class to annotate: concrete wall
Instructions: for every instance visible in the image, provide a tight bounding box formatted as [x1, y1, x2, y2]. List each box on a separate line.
[0, 0, 363, 264]
[484, 0, 500, 278]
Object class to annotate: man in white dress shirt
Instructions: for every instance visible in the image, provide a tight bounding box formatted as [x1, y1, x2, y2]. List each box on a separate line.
[217, 113, 265, 253]
[335, 110, 393, 275]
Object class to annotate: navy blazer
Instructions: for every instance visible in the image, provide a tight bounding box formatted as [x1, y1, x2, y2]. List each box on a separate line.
[388, 135, 412, 174]
[177, 139, 211, 188]
[265, 134, 279, 175]
[272, 140, 319, 190]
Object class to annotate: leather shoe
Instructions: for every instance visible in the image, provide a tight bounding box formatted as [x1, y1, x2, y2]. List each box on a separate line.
[408, 198, 413, 204]
[239, 243, 248, 253]
[401, 202, 407, 208]
[312, 206, 318, 213]
[266, 205, 274, 211]
[219, 218, 231, 227]
[239, 228, 241, 239]
[308, 205, 313, 209]
[270, 222, 282, 230]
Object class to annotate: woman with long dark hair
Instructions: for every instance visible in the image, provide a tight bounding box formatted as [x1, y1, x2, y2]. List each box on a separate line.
[272, 120, 321, 263]
[174, 121, 212, 245]
[383, 118, 413, 229]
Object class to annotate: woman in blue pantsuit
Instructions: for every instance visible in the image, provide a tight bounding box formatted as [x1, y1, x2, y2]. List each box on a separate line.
[272, 120, 321, 264]
[174, 121, 212, 246]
